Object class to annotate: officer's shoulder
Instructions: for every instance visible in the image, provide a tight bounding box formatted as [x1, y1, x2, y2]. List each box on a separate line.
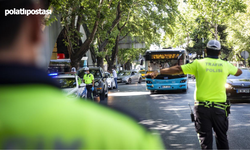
[219, 59, 231, 64]
[71, 100, 150, 132]
[186, 59, 198, 64]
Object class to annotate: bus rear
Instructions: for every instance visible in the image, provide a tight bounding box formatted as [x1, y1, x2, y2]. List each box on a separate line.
[144, 49, 188, 93]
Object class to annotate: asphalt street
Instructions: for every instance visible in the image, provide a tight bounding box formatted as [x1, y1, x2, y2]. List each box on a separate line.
[97, 79, 250, 149]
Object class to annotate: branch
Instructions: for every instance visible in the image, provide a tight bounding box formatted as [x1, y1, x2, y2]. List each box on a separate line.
[76, 6, 84, 32]
[99, 1, 123, 50]
[106, 1, 122, 36]
[236, 54, 244, 61]
[203, 17, 214, 29]
[203, 17, 217, 38]
[78, 0, 104, 57]
[119, 32, 130, 41]
[118, 11, 130, 31]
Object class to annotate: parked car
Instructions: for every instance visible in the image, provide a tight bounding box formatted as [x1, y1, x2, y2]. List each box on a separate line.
[51, 73, 86, 98]
[226, 68, 250, 101]
[117, 70, 142, 84]
[139, 70, 146, 81]
[104, 72, 116, 89]
[77, 67, 108, 101]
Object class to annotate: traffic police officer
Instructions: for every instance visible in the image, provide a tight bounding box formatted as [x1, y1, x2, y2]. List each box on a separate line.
[148, 40, 242, 149]
[0, 0, 165, 149]
[83, 67, 94, 100]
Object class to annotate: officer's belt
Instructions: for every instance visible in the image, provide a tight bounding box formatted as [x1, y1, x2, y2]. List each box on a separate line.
[195, 101, 230, 116]
[195, 101, 228, 108]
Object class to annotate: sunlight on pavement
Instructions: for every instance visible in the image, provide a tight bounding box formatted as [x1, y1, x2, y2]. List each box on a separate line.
[108, 92, 150, 96]
[170, 144, 195, 149]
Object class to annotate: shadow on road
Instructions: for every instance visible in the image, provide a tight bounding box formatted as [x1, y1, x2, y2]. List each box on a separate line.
[230, 99, 250, 103]
[151, 90, 187, 95]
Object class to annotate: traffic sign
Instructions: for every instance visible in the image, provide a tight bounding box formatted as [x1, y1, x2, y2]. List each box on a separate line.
[241, 51, 249, 59]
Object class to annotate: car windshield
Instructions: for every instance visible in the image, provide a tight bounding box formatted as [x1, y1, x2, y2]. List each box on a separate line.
[90, 69, 102, 78]
[118, 71, 131, 76]
[77, 69, 102, 78]
[105, 73, 111, 78]
[228, 70, 250, 79]
[55, 78, 76, 88]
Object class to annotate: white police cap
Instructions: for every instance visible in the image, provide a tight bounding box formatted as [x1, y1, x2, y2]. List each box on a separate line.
[84, 67, 89, 71]
[207, 40, 221, 50]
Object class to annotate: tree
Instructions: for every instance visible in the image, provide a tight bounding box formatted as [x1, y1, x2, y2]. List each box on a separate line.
[49, 0, 118, 68]
[104, 0, 179, 70]
[118, 48, 146, 70]
[95, 0, 132, 68]
[226, 0, 250, 62]
[188, 0, 246, 40]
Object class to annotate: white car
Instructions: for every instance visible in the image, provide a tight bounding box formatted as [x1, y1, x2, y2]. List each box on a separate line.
[52, 73, 86, 98]
[105, 72, 116, 89]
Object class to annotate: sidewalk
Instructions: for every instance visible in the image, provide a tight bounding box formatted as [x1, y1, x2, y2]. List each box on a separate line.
[188, 79, 196, 83]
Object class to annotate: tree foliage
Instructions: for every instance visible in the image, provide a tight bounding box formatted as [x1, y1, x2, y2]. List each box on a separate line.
[162, 0, 248, 62]
[48, 0, 179, 69]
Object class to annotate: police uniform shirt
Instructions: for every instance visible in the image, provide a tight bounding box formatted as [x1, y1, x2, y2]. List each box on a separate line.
[84, 73, 94, 85]
[181, 58, 238, 102]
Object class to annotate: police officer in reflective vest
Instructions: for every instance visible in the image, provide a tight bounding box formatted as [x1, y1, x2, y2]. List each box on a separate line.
[147, 40, 242, 149]
[83, 67, 94, 100]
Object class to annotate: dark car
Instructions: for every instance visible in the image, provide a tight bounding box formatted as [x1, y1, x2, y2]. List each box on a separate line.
[226, 68, 250, 101]
[77, 67, 108, 101]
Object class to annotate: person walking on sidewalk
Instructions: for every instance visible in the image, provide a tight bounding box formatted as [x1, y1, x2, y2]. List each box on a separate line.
[112, 67, 118, 89]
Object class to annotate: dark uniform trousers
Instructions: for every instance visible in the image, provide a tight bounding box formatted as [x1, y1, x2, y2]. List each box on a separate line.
[86, 85, 93, 100]
[194, 105, 229, 149]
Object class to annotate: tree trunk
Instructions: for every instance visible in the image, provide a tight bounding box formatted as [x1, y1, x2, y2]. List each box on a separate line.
[95, 2, 122, 69]
[107, 61, 114, 72]
[70, 56, 78, 69]
[124, 61, 131, 70]
[89, 45, 96, 64]
[105, 34, 120, 71]
[97, 57, 104, 68]
[68, 7, 101, 69]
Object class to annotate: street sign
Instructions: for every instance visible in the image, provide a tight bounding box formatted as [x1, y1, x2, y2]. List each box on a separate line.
[241, 51, 249, 59]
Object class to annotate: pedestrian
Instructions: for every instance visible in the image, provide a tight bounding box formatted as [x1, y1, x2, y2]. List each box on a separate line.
[83, 67, 94, 100]
[112, 66, 118, 89]
[0, 0, 164, 149]
[147, 40, 242, 149]
[192, 75, 195, 81]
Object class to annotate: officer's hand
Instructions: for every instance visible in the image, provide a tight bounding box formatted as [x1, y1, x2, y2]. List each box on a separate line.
[151, 71, 159, 79]
[91, 87, 94, 91]
[145, 71, 159, 79]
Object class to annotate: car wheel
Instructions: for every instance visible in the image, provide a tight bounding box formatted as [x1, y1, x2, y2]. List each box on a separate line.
[100, 90, 105, 101]
[182, 89, 187, 93]
[138, 78, 142, 84]
[105, 87, 108, 97]
[109, 83, 112, 90]
[127, 78, 131, 84]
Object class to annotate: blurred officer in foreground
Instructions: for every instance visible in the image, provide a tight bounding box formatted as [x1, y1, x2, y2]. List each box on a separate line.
[0, 0, 164, 149]
[83, 67, 94, 100]
[147, 40, 242, 149]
